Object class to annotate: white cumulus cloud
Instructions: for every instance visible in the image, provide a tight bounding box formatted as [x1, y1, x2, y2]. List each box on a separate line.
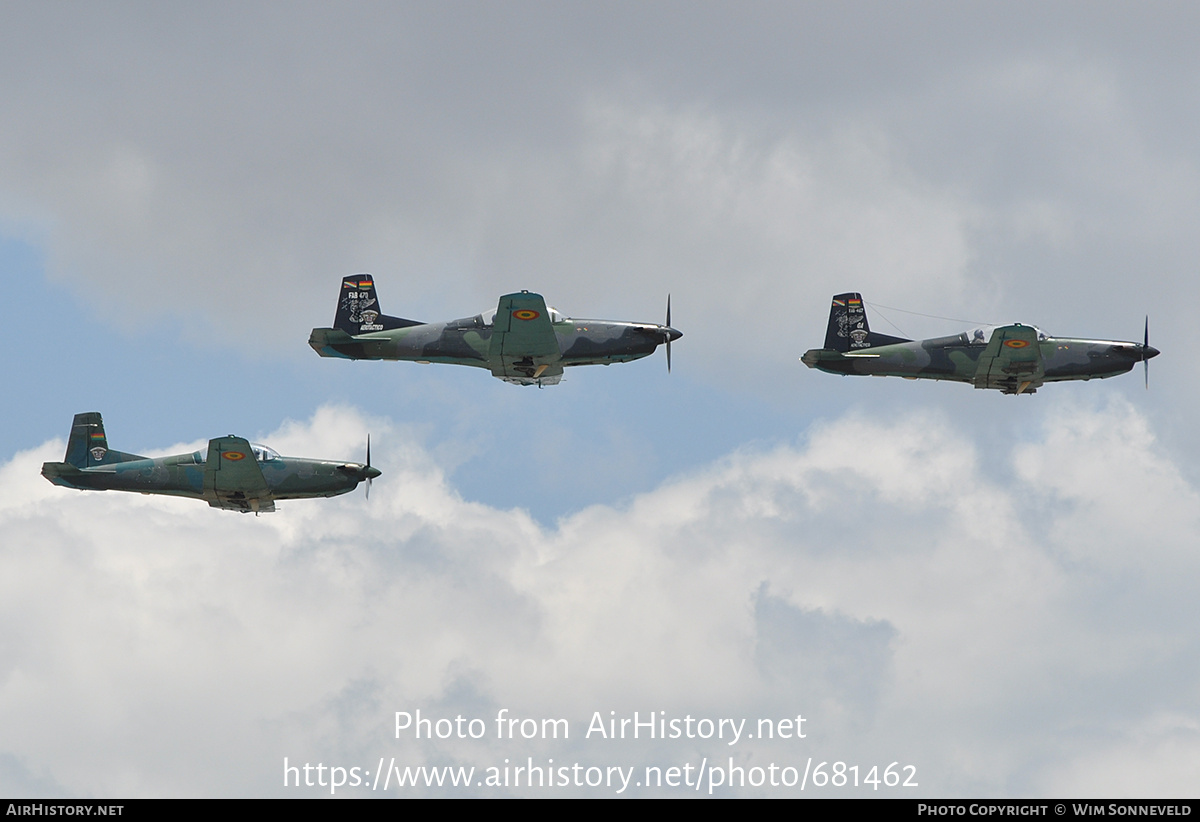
[2, 403, 1196, 797]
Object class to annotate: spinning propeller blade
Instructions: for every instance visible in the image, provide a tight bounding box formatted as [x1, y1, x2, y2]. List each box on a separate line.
[666, 295, 673, 373]
[1144, 316, 1150, 389]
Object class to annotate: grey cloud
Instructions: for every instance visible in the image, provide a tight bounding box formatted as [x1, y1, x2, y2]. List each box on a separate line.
[4, 4, 1197, 392]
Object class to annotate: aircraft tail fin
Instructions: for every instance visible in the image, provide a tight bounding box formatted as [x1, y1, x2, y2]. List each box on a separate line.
[823, 293, 909, 352]
[333, 274, 422, 334]
[63, 412, 146, 468]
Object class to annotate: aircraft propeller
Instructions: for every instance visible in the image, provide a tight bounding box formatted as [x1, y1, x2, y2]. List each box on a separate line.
[365, 434, 373, 499]
[665, 295, 674, 373]
[341, 435, 379, 497]
[662, 292, 681, 374]
[1143, 316, 1150, 389]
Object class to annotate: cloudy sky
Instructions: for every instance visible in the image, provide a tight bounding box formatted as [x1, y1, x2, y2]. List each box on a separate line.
[2, 1, 1198, 797]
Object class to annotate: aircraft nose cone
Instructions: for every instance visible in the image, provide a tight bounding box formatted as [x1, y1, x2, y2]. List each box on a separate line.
[1143, 345, 1160, 360]
[665, 327, 682, 342]
[364, 466, 382, 480]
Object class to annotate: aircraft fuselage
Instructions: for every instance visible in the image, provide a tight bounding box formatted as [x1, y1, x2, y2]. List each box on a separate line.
[310, 316, 674, 367]
[310, 278, 681, 386]
[42, 452, 369, 501]
[803, 334, 1154, 385]
[43, 414, 380, 514]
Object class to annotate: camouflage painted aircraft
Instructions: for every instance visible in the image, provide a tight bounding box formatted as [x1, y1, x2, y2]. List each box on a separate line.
[308, 275, 682, 386]
[802, 293, 1159, 395]
[41, 413, 380, 513]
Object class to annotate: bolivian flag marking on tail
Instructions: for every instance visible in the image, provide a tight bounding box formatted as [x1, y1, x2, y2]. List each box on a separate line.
[1004, 339, 1031, 348]
[88, 430, 107, 461]
[512, 309, 540, 321]
[223, 451, 246, 461]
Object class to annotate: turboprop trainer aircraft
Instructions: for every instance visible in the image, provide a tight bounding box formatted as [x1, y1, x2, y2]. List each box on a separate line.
[41, 413, 380, 513]
[308, 275, 682, 386]
[801, 293, 1159, 395]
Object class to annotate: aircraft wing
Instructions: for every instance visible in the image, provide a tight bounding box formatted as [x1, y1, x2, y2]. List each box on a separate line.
[489, 292, 562, 383]
[974, 325, 1045, 394]
[203, 436, 274, 512]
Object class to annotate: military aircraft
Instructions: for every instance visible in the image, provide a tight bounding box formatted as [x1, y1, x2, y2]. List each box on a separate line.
[41, 413, 380, 513]
[801, 293, 1159, 395]
[308, 275, 682, 386]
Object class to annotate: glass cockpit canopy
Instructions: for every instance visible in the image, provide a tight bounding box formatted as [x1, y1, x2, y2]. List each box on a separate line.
[966, 324, 1048, 343]
[251, 444, 280, 462]
[190, 443, 280, 464]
